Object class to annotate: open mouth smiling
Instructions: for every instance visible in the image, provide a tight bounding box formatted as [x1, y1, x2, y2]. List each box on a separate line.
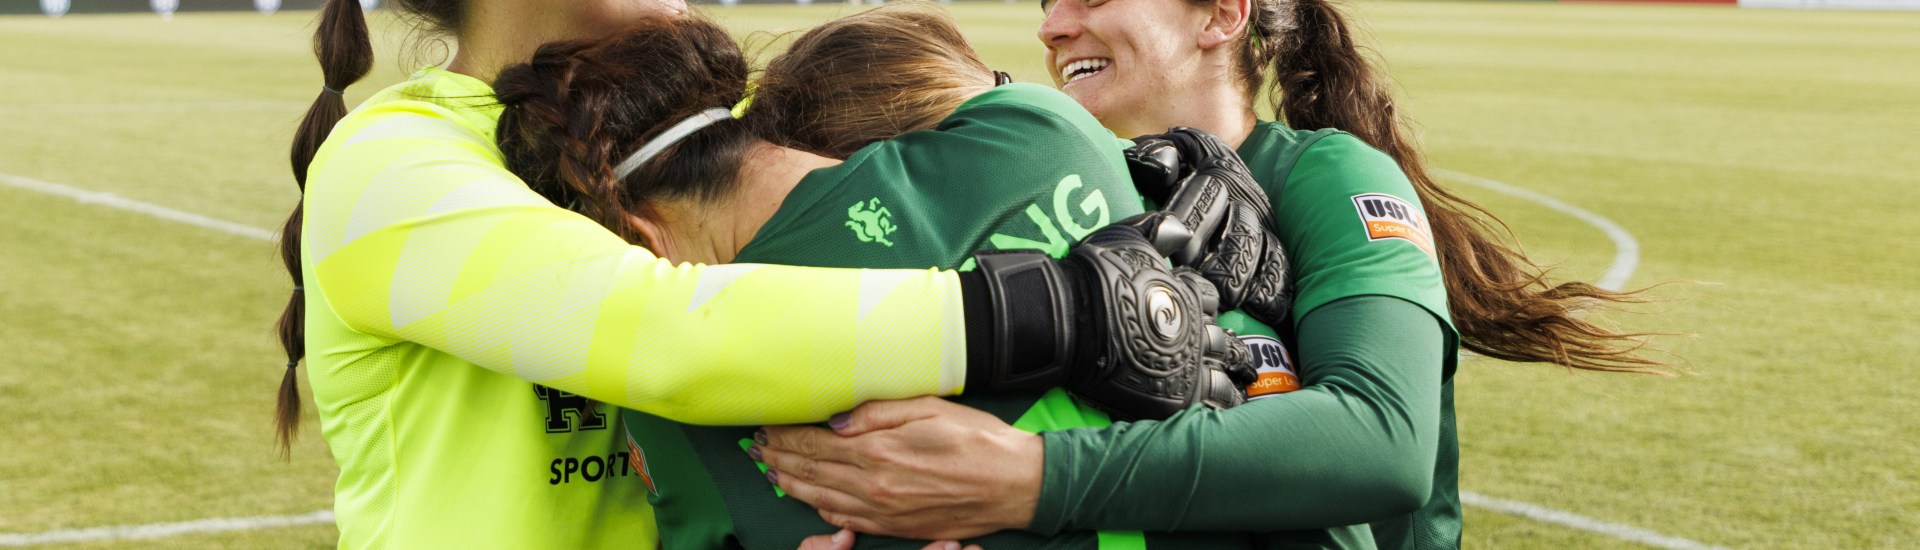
[1060, 58, 1111, 85]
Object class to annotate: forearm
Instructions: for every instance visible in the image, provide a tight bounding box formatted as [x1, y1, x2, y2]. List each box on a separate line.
[313, 203, 970, 425]
[1029, 296, 1445, 532]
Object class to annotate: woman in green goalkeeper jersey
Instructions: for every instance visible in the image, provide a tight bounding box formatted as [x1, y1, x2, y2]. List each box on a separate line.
[761, 0, 1673, 548]
[273, 0, 1252, 547]
[490, 10, 1301, 548]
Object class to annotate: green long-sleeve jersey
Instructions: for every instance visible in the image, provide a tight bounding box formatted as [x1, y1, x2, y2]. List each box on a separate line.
[621, 84, 1300, 549]
[1030, 123, 1461, 549]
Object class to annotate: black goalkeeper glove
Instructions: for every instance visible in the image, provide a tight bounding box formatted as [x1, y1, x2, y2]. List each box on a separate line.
[959, 212, 1252, 421]
[1126, 127, 1295, 326]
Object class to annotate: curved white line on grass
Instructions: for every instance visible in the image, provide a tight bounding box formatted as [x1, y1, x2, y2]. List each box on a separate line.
[1432, 167, 1639, 291]
[1461, 492, 1726, 550]
[0, 172, 276, 242]
[1437, 169, 1725, 549]
[0, 511, 333, 547]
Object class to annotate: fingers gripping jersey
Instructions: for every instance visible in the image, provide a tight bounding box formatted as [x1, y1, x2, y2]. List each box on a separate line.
[301, 69, 970, 548]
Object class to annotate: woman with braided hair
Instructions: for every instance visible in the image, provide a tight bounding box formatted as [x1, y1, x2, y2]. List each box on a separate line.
[758, 0, 1668, 547]
[275, 0, 1251, 546]
[489, 8, 1291, 548]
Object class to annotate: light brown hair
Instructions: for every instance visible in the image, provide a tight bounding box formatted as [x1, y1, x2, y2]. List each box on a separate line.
[750, 5, 995, 159]
[1224, 0, 1666, 372]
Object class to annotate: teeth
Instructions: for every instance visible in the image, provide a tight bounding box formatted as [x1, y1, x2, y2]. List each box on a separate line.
[1059, 58, 1111, 84]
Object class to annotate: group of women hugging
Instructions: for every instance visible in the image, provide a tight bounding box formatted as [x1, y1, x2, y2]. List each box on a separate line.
[271, 0, 1666, 547]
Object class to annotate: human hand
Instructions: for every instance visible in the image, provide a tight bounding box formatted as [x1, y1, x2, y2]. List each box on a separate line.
[1128, 127, 1294, 326]
[756, 396, 1042, 540]
[795, 528, 982, 550]
[968, 213, 1252, 419]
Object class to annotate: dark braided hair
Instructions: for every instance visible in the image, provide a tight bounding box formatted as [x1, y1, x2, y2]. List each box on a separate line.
[493, 18, 757, 248]
[277, 0, 467, 456]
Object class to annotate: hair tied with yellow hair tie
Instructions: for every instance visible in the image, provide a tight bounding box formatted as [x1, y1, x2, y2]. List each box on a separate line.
[730, 82, 758, 118]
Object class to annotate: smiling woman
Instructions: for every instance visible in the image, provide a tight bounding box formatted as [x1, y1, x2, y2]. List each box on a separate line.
[759, 0, 1671, 547]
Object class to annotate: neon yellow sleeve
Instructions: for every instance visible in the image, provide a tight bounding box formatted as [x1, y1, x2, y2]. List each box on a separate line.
[302, 104, 967, 425]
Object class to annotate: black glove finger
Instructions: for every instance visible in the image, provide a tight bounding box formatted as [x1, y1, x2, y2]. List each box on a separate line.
[1123, 138, 1182, 203]
[1160, 127, 1237, 167]
[1238, 228, 1295, 327]
[1159, 172, 1232, 266]
[1222, 334, 1258, 387]
[1159, 127, 1275, 231]
[1173, 269, 1220, 317]
[1201, 366, 1248, 411]
[1193, 202, 1267, 311]
[1106, 211, 1193, 259]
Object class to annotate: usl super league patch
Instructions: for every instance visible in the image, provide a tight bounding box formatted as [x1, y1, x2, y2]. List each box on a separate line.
[1351, 193, 1435, 257]
[1242, 335, 1301, 398]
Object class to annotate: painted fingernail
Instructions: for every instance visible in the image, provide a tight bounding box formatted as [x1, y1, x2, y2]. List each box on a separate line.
[754, 429, 769, 446]
[747, 444, 763, 462]
[828, 412, 852, 431]
[766, 469, 780, 485]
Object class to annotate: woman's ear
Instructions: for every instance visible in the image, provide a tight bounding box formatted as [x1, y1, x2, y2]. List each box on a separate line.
[1196, 0, 1253, 51]
[625, 211, 673, 257]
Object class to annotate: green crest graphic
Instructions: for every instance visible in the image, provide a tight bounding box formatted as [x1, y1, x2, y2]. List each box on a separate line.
[845, 197, 898, 247]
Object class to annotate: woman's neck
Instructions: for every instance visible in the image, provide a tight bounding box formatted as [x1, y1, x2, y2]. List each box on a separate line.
[1106, 62, 1260, 149]
[446, 0, 685, 82]
[648, 143, 841, 265]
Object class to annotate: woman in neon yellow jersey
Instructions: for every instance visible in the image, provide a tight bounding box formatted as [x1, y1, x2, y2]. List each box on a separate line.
[272, 0, 1249, 546]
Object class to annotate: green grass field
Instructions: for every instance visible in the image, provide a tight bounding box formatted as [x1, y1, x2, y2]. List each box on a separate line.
[2, 1, 1917, 547]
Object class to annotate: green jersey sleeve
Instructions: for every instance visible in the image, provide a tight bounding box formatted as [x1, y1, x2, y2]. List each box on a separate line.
[1245, 130, 1453, 343]
[1032, 295, 1444, 534]
[1028, 125, 1459, 542]
[303, 93, 971, 426]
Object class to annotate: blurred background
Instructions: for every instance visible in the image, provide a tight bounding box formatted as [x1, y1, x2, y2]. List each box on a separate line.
[1, 0, 1916, 547]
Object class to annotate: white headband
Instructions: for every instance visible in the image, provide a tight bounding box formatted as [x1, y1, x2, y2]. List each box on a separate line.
[612, 108, 735, 180]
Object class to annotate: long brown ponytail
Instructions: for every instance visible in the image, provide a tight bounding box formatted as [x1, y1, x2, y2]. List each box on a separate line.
[1234, 0, 1665, 372]
[276, 0, 372, 456]
[494, 18, 759, 245]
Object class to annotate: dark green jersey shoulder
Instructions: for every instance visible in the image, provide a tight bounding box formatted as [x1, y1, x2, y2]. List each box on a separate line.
[627, 85, 1270, 550]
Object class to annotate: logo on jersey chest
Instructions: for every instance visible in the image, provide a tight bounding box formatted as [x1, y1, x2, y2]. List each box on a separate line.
[1242, 335, 1301, 398]
[846, 197, 899, 247]
[533, 385, 607, 433]
[1351, 193, 1434, 258]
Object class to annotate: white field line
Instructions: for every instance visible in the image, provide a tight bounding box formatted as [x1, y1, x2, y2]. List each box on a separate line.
[0, 511, 333, 547]
[1433, 167, 1639, 291]
[1440, 169, 1728, 549]
[0, 172, 276, 241]
[0, 101, 308, 115]
[1, 170, 1708, 548]
[1461, 492, 1728, 550]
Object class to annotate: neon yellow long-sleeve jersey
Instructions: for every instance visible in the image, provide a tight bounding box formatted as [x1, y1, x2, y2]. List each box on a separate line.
[300, 68, 968, 548]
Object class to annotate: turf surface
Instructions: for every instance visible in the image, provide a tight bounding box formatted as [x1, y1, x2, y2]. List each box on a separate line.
[1, 1, 1914, 547]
